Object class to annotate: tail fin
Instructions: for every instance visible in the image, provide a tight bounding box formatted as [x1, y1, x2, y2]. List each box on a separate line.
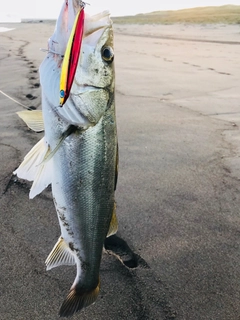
[59, 283, 100, 318]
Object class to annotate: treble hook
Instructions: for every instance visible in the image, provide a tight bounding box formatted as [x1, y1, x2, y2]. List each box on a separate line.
[79, 1, 90, 9]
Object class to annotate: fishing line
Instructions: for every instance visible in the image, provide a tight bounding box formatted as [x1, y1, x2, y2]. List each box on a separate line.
[80, 1, 89, 7]
[0, 90, 30, 109]
[40, 48, 64, 57]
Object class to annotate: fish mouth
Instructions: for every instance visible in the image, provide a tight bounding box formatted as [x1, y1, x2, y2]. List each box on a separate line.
[74, 84, 104, 94]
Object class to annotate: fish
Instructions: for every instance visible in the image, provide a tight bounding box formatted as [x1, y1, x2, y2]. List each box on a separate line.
[14, 0, 118, 317]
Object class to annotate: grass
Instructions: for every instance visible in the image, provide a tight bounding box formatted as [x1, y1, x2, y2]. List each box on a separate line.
[112, 5, 240, 24]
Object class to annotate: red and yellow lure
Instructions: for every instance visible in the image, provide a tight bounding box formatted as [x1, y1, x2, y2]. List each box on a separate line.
[59, 5, 85, 106]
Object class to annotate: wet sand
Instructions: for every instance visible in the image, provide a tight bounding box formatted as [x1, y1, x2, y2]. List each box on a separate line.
[1, 22, 240, 319]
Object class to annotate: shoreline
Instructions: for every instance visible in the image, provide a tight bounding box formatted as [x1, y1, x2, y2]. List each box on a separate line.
[1, 21, 240, 319]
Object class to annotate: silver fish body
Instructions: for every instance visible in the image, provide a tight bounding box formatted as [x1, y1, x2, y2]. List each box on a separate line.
[43, 10, 117, 316]
[51, 97, 117, 281]
[14, 2, 117, 317]
[50, 96, 117, 316]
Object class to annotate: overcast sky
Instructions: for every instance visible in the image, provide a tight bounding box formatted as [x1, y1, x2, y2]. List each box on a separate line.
[1, 0, 240, 19]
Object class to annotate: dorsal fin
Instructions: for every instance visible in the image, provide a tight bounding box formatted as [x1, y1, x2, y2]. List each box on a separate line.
[107, 202, 118, 237]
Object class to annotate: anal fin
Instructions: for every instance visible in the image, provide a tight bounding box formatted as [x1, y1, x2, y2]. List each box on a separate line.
[107, 202, 118, 237]
[45, 237, 75, 271]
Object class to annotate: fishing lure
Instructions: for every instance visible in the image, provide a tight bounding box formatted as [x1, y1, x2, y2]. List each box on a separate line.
[59, 4, 85, 106]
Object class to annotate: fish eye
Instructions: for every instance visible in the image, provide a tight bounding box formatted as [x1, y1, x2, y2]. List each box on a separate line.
[101, 46, 114, 63]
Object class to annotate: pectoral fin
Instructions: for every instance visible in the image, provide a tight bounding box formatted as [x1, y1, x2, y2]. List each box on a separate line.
[41, 125, 77, 164]
[16, 110, 44, 132]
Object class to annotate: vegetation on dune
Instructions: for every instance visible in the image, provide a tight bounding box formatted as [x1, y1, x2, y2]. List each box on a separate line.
[112, 5, 240, 24]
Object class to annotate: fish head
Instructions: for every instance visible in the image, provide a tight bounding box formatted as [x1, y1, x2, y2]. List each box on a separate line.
[76, 11, 114, 89]
[41, 5, 115, 127]
[69, 11, 115, 124]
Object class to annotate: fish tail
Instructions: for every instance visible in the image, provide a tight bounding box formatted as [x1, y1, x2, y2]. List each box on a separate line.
[59, 282, 100, 318]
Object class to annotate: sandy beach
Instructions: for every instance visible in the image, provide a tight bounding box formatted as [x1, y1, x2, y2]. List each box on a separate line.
[1, 21, 240, 319]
